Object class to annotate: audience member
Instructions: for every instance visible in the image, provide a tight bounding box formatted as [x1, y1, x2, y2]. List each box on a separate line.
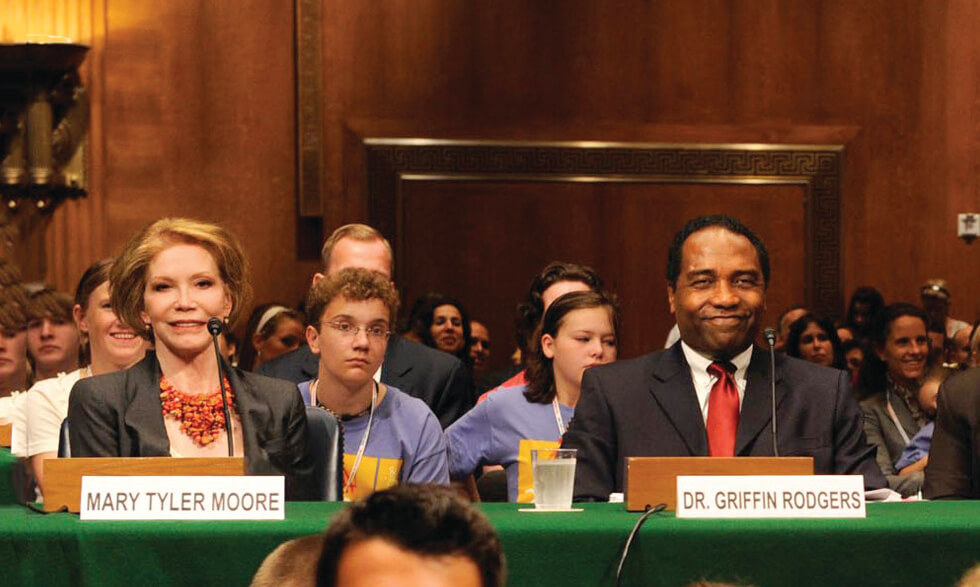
[926, 319, 947, 367]
[447, 291, 618, 502]
[921, 278, 969, 338]
[564, 215, 885, 501]
[893, 365, 952, 476]
[25, 285, 80, 381]
[948, 325, 972, 367]
[315, 484, 504, 587]
[784, 313, 843, 369]
[857, 303, 930, 497]
[0, 287, 29, 423]
[299, 268, 448, 500]
[844, 286, 885, 343]
[67, 218, 315, 499]
[924, 361, 980, 499]
[238, 303, 305, 371]
[15, 259, 148, 495]
[407, 294, 473, 368]
[486, 261, 603, 393]
[840, 339, 866, 384]
[774, 305, 807, 351]
[469, 320, 491, 373]
[836, 326, 855, 343]
[258, 224, 471, 429]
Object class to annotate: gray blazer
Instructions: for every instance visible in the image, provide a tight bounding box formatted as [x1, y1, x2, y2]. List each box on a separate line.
[67, 352, 316, 500]
[860, 391, 924, 497]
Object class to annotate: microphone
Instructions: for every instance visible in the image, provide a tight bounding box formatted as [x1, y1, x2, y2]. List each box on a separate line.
[763, 327, 779, 457]
[208, 317, 235, 458]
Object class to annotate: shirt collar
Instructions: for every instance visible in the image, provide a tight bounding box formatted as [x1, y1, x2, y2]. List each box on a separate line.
[680, 341, 753, 382]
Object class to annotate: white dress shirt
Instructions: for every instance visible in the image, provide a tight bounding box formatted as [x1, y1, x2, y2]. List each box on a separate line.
[680, 342, 752, 423]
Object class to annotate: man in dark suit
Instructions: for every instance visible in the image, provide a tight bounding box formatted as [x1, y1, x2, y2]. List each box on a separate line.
[258, 224, 472, 429]
[563, 215, 886, 501]
[923, 368, 980, 499]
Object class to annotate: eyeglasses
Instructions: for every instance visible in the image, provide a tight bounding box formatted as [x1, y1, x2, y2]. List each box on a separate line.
[324, 320, 391, 342]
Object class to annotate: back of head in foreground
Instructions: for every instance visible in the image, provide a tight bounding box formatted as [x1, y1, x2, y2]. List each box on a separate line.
[317, 484, 505, 587]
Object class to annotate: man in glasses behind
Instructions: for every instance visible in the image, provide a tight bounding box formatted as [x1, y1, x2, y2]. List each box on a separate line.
[299, 268, 449, 501]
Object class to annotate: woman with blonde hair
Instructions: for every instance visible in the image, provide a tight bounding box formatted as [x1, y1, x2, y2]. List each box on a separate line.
[68, 218, 315, 499]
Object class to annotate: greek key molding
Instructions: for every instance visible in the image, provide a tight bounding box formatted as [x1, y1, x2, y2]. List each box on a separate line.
[365, 139, 843, 316]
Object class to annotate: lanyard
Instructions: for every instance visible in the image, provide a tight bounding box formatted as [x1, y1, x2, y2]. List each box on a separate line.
[552, 397, 566, 437]
[885, 390, 912, 446]
[312, 379, 379, 497]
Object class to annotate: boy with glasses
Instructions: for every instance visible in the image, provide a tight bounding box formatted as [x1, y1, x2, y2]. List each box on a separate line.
[300, 268, 448, 500]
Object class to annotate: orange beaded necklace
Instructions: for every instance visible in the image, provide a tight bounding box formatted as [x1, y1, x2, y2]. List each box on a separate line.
[159, 375, 235, 447]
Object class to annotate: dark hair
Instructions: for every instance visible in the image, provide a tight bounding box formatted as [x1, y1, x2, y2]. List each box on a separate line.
[840, 338, 865, 357]
[524, 290, 619, 404]
[514, 262, 603, 361]
[316, 484, 505, 587]
[74, 259, 113, 311]
[844, 286, 885, 337]
[666, 215, 770, 288]
[72, 259, 114, 367]
[856, 303, 928, 400]
[784, 313, 844, 369]
[238, 302, 305, 371]
[408, 293, 473, 366]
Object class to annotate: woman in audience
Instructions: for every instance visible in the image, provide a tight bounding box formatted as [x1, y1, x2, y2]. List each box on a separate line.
[840, 339, 866, 384]
[238, 303, 305, 371]
[408, 294, 473, 366]
[844, 286, 885, 343]
[26, 285, 81, 381]
[445, 290, 619, 503]
[299, 268, 448, 501]
[18, 259, 147, 494]
[857, 303, 930, 497]
[784, 313, 844, 369]
[67, 218, 315, 499]
[0, 287, 29, 424]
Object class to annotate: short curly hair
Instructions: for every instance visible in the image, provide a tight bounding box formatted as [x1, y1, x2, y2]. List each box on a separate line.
[305, 267, 400, 327]
[110, 218, 251, 339]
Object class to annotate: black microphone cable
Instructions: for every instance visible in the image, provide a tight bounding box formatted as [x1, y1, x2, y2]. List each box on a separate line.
[208, 317, 235, 458]
[614, 502, 666, 587]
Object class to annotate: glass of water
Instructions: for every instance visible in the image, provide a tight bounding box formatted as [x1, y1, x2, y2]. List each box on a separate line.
[531, 448, 577, 509]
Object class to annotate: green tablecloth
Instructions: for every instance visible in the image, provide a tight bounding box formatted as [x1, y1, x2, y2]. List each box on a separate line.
[0, 448, 19, 505]
[3, 501, 980, 586]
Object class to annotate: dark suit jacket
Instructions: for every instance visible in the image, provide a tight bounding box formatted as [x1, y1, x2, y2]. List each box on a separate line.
[67, 352, 316, 500]
[562, 343, 887, 501]
[257, 336, 472, 429]
[923, 367, 980, 499]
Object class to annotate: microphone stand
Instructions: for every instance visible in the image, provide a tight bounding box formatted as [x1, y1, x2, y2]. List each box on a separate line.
[208, 317, 235, 458]
[764, 327, 779, 457]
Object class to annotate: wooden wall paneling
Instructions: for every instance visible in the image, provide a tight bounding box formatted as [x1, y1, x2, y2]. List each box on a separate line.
[365, 139, 837, 366]
[97, 0, 317, 325]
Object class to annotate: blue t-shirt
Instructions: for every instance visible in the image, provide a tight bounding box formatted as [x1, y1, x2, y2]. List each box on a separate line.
[299, 381, 449, 500]
[895, 421, 934, 471]
[445, 384, 573, 503]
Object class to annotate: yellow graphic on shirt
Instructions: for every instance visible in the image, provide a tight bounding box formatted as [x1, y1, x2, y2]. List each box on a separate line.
[516, 439, 562, 504]
[342, 454, 403, 501]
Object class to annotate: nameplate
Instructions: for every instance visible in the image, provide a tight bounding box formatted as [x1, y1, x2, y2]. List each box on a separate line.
[80, 476, 285, 520]
[676, 475, 865, 519]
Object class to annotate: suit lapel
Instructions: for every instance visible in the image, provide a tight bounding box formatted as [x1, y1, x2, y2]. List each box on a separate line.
[735, 346, 785, 455]
[380, 335, 411, 385]
[122, 354, 170, 457]
[227, 359, 270, 466]
[649, 344, 708, 456]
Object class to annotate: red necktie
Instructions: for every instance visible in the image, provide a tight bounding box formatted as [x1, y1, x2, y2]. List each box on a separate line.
[706, 361, 739, 457]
